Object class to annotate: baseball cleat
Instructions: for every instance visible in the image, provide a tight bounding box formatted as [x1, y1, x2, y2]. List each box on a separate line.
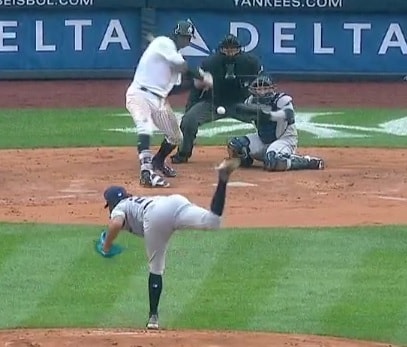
[152, 158, 177, 177]
[215, 157, 241, 181]
[170, 153, 188, 164]
[146, 314, 159, 330]
[140, 170, 170, 188]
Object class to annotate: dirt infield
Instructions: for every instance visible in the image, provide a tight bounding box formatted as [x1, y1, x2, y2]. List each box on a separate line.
[1, 146, 407, 229]
[0, 80, 405, 347]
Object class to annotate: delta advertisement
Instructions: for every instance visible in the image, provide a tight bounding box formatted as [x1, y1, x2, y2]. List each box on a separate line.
[0, 11, 140, 70]
[160, 11, 407, 74]
[0, 10, 405, 74]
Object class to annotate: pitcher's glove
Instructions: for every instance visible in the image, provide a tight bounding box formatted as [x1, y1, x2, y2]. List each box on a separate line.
[95, 230, 124, 258]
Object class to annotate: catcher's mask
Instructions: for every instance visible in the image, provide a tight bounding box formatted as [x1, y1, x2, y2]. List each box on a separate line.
[104, 185, 131, 213]
[218, 34, 242, 57]
[248, 75, 277, 104]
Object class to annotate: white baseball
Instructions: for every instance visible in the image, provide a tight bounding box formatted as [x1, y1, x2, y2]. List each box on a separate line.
[217, 106, 226, 115]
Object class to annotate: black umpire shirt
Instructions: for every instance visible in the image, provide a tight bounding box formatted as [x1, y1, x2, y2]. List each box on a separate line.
[188, 52, 262, 107]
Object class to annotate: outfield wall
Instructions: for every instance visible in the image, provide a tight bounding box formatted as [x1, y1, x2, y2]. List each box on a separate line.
[0, 0, 406, 81]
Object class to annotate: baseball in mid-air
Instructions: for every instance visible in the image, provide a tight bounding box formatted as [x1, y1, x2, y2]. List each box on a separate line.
[216, 106, 226, 115]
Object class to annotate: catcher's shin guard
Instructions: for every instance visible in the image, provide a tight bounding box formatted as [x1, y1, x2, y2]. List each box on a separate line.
[290, 155, 324, 170]
[264, 151, 289, 171]
[264, 151, 324, 171]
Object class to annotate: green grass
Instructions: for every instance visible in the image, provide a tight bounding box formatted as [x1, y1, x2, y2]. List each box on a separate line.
[0, 107, 406, 149]
[0, 222, 406, 345]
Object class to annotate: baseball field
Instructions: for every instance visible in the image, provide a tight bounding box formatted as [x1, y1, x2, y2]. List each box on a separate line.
[0, 80, 406, 347]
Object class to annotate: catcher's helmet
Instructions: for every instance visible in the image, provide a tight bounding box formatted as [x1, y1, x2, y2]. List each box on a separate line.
[104, 185, 130, 212]
[248, 75, 277, 103]
[173, 19, 195, 38]
[218, 34, 241, 56]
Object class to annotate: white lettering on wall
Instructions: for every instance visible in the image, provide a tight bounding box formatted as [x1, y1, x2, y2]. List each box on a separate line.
[230, 21, 258, 52]
[274, 22, 296, 53]
[99, 19, 130, 51]
[314, 23, 334, 54]
[0, 21, 18, 52]
[65, 19, 92, 51]
[378, 23, 407, 54]
[35, 20, 56, 51]
[343, 23, 371, 54]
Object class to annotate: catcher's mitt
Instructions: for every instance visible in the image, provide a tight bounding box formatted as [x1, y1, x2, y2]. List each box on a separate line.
[227, 145, 240, 159]
[227, 136, 250, 159]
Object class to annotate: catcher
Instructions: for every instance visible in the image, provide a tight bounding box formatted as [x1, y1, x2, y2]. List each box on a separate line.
[227, 75, 325, 171]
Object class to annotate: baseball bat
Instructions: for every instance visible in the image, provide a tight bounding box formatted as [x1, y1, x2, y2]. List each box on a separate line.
[146, 33, 155, 43]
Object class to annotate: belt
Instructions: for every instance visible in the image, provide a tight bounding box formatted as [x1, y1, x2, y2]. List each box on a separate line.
[139, 87, 163, 99]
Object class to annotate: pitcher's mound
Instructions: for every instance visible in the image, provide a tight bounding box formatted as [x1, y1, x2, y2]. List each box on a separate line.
[0, 329, 396, 347]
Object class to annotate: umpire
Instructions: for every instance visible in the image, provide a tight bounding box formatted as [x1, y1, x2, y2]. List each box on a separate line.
[171, 34, 262, 164]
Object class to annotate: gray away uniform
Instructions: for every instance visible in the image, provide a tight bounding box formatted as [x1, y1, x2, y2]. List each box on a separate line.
[228, 92, 324, 171]
[244, 93, 298, 162]
[110, 194, 221, 275]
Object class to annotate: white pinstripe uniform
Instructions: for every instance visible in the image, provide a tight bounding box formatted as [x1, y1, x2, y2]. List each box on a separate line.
[126, 36, 184, 147]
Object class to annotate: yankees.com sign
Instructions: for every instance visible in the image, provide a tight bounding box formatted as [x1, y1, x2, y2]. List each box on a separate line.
[158, 11, 407, 74]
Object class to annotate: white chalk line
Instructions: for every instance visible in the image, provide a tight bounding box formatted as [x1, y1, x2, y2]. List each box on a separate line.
[373, 195, 407, 202]
[348, 190, 407, 202]
[48, 194, 77, 199]
[211, 181, 258, 187]
[47, 179, 99, 200]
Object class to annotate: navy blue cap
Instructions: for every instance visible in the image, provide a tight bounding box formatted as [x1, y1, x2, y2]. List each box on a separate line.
[103, 186, 128, 209]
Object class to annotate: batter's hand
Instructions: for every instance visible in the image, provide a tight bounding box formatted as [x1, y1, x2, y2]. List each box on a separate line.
[198, 68, 213, 89]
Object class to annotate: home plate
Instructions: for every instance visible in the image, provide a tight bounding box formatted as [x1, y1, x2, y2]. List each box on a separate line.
[212, 181, 258, 187]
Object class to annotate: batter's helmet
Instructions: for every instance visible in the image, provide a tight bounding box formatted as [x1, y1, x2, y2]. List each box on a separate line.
[173, 19, 195, 38]
[104, 186, 130, 212]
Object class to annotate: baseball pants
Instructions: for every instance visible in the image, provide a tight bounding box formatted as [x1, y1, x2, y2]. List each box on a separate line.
[126, 90, 183, 145]
[178, 100, 252, 158]
[143, 194, 221, 275]
[245, 133, 298, 160]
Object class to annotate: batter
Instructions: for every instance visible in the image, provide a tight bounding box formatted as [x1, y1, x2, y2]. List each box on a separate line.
[95, 157, 241, 330]
[126, 19, 213, 187]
